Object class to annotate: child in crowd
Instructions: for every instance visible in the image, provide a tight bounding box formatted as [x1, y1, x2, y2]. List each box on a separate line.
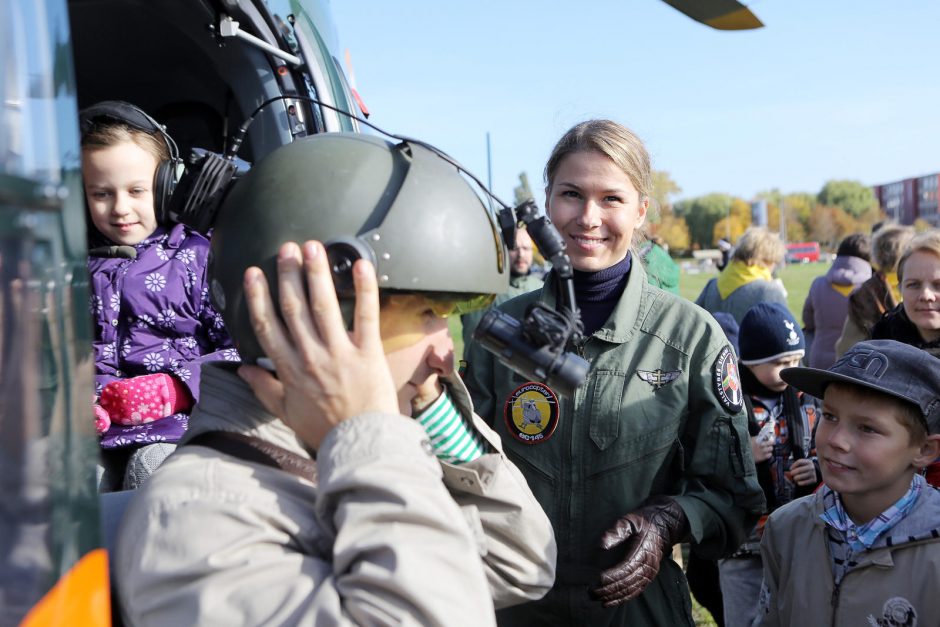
[81, 101, 237, 491]
[719, 302, 820, 627]
[756, 340, 940, 625]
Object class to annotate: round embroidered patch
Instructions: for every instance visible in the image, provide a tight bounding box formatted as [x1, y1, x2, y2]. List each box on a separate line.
[713, 346, 743, 413]
[504, 382, 560, 444]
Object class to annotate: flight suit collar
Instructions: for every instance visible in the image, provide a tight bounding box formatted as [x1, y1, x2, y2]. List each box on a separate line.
[540, 258, 648, 346]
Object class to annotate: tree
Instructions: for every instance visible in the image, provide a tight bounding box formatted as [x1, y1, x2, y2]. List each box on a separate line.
[817, 180, 878, 218]
[782, 193, 814, 242]
[513, 172, 534, 205]
[674, 193, 732, 248]
[653, 207, 691, 253]
[712, 198, 752, 244]
[650, 170, 682, 221]
[808, 205, 863, 250]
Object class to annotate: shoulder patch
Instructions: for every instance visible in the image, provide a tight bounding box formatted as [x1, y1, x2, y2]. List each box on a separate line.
[713, 346, 743, 413]
[504, 382, 559, 444]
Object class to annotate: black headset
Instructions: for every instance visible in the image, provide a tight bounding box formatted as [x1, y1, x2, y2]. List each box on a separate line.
[79, 100, 183, 225]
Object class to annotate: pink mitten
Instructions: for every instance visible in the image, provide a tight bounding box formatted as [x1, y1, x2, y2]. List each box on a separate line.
[94, 403, 111, 435]
[99, 374, 193, 426]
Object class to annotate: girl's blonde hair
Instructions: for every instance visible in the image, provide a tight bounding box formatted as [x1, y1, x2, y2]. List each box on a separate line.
[870, 224, 914, 272]
[81, 121, 168, 163]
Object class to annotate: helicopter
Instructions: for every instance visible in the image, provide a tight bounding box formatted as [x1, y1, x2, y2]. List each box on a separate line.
[662, 0, 764, 30]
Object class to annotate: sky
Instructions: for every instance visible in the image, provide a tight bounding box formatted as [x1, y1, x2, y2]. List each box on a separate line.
[330, 1, 940, 210]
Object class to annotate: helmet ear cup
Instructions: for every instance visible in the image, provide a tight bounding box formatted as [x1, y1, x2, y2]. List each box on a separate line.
[153, 157, 183, 224]
[325, 238, 378, 331]
[325, 238, 377, 298]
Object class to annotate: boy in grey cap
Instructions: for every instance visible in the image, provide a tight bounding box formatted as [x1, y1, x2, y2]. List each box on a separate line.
[755, 340, 940, 626]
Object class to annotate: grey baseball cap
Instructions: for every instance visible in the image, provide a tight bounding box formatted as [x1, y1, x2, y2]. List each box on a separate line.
[781, 340, 940, 434]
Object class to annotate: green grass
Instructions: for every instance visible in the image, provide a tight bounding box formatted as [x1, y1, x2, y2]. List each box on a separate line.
[678, 260, 830, 325]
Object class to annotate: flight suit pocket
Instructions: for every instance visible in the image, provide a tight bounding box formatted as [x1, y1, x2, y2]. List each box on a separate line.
[589, 370, 626, 451]
[713, 416, 747, 479]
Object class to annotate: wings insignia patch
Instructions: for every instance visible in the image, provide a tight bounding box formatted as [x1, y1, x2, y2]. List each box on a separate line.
[636, 369, 681, 391]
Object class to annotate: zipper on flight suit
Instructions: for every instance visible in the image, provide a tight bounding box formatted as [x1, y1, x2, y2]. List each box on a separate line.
[563, 336, 588, 559]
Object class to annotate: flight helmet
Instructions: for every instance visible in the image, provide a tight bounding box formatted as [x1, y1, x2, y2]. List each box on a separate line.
[208, 132, 508, 362]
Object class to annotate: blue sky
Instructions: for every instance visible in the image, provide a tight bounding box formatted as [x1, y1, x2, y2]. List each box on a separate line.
[331, 1, 939, 209]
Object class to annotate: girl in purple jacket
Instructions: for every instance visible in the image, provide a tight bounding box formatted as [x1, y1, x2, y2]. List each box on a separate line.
[81, 102, 238, 491]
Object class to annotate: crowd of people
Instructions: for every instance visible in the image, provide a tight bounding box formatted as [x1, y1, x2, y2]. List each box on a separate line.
[80, 102, 940, 626]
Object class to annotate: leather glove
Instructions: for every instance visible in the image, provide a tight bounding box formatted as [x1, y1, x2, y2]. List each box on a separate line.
[591, 496, 690, 607]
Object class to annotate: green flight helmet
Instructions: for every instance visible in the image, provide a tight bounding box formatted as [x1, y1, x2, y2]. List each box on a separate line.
[208, 132, 509, 362]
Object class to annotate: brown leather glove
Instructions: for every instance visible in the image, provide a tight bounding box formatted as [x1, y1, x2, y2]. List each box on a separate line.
[590, 496, 690, 607]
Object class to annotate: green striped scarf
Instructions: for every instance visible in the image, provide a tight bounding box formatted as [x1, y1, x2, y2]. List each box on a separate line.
[415, 390, 487, 465]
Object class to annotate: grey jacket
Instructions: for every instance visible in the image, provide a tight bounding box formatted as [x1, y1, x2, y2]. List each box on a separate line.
[115, 363, 556, 626]
[695, 278, 787, 325]
[756, 484, 940, 626]
[802, 255, 871, 369]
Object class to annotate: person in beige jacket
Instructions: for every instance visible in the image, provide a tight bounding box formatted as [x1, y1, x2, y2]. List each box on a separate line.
[115, 134, 556, 626]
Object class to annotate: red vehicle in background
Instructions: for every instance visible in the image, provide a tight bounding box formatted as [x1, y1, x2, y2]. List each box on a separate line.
[786, 241, 821, 263]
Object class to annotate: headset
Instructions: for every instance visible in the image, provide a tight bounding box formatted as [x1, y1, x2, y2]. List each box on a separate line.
[79, 100, 184, 225]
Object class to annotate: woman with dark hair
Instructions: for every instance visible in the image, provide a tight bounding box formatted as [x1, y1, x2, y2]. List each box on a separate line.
[801, 233, 871, 368]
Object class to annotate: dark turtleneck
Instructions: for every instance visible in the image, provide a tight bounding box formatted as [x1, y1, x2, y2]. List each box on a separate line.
[573, 253, 632, 336]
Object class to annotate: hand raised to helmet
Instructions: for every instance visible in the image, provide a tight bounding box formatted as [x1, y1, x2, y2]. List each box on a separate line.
[237, 241, 399, 450]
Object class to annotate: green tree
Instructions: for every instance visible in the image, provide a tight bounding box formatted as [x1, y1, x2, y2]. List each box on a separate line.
[674, 193, 732, 248]
[712, 198, 752, 244]
[513, 172, 534, 205]
[652, 205, 691, 253]
[817, 180, 878, 218]
[650, 170, 682, 221]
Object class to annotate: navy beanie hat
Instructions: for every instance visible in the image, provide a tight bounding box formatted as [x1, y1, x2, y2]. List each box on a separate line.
[739, 302, 805, 365]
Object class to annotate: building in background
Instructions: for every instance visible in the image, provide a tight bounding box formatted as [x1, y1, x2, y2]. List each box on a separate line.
[873, 173, 940, 226]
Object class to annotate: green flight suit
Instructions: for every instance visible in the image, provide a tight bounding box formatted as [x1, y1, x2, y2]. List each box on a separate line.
[461, 272, 544, 357]
[464, 263, 764, 626]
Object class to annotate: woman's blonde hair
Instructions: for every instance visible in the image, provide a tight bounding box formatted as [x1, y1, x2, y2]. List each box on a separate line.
[732, 227, 785, 267]
[543, 120, 652, 244]
[898, 230, 940, 281]
[870, 224, 914, 272]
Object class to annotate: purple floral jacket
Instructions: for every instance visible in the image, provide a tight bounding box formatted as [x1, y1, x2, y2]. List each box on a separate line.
[89, 224, 238, 449]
